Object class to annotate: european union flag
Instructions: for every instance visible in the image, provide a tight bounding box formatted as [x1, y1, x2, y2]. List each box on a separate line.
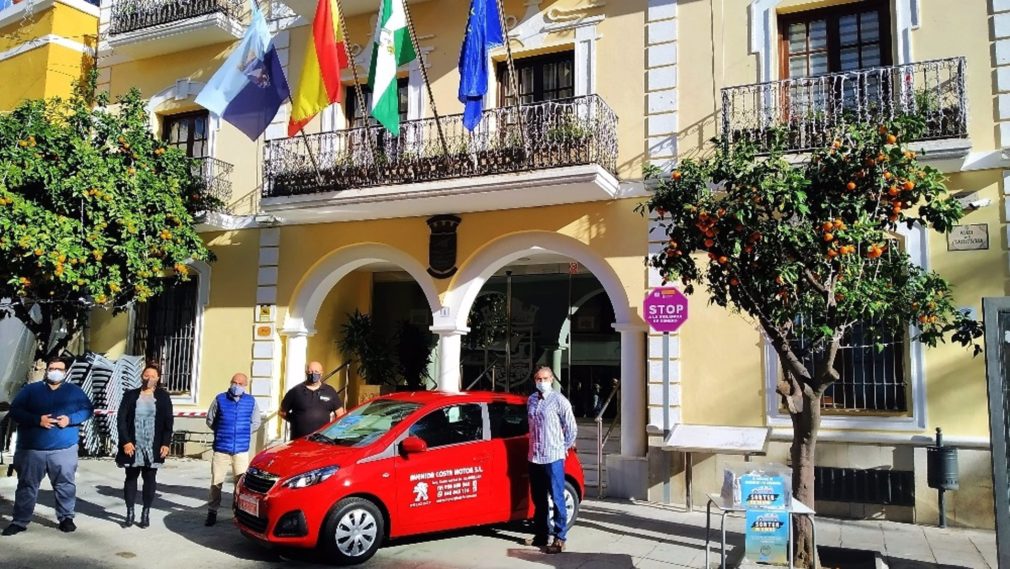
[458, 0, 504, 131]
[195, 0, 290, 140]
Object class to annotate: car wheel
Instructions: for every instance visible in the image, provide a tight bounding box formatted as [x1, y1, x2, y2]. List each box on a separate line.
[548, 481, 581, 528]
[320, 497, 385, 565]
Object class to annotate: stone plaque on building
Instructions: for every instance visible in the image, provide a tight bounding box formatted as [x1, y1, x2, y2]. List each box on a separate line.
[947, 224, 988, 251]
[427, 214, 461, 279]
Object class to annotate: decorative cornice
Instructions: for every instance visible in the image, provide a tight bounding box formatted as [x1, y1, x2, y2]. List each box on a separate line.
[0, 0, 98, 30]
[0, 34, 91, 64]
[545, 0, 605, 23]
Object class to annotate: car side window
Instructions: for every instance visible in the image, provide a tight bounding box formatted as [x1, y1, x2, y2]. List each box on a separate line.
[409, 403, 484, 448]
[489, 402, 528, 439]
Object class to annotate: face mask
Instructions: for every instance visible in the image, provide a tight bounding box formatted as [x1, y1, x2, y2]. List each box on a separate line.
[46, 370, 66, 384]
[229, 384, 245, 397]
[535, 381, 551, 394]
[306, 372, 321, 384]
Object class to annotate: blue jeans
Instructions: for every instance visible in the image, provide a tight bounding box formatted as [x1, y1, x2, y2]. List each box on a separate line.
[11, 445, 79, 527]
[529, 460, 568, 542]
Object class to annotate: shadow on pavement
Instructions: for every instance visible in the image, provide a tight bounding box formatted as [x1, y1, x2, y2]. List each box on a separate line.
[507, 549, 635, 568]
[885, 558, 973, 569]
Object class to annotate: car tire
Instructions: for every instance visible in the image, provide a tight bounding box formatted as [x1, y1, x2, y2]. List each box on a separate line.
[320, 497, 385, 566]
[548, 480, 581, 528]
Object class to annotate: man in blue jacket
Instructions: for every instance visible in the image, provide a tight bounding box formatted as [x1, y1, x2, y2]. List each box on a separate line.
[204, 372, 260, 526]
[3, 357, 93, 536]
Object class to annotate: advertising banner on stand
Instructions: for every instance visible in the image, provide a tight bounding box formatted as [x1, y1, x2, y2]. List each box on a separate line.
[745, 509, 790, 565]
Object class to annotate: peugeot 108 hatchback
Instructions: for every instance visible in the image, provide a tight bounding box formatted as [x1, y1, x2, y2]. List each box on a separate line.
[234, 391, 584, 565]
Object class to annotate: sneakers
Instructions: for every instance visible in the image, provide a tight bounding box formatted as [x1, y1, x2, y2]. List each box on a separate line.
[58, 518, 77, 533]
[2, 524, 26, 536]
[545, 538, 566, 554]
[205, 511, 217, 527]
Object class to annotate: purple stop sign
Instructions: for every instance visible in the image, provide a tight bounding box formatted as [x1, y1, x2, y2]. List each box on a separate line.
[644, 287, 689, 333]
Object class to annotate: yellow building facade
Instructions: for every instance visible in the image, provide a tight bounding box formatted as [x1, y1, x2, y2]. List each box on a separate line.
[0, 0, 98, 110]
[87, 0, 1008, 528]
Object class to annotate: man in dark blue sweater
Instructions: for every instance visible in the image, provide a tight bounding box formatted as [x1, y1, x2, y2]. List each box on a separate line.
[3, 357, 93, 536]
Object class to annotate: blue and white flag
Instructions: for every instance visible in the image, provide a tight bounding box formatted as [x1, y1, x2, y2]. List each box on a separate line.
[458, 0, 504, 131]
[195, 1, 290, 140]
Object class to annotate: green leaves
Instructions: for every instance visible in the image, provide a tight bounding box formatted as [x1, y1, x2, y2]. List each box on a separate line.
[0, 87, 215, 360]
[640, 119, 982, 386]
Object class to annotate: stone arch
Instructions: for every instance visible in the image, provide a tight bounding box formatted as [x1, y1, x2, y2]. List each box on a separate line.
[444, 231, 632, 332]
[284, 243, 442, 335]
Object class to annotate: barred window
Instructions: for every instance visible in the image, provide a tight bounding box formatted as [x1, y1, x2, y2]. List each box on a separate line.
[792, 321, 908, 413]
[131, 279, 199, 396]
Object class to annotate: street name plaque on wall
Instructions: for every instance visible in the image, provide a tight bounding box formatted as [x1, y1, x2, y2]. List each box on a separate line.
[947, 223, 989, 251]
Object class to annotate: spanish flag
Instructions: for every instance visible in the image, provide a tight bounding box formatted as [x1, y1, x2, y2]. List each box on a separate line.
[288, 0, 349, 136]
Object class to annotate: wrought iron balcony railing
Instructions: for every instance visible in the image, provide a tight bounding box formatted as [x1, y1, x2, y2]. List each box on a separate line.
[109, 0, 244, 35]
[191, 156, 233, 212]
[263, 94, 618, 199]
[721, 57, 967, 154]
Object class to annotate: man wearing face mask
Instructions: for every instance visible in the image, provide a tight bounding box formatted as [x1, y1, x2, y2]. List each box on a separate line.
[278, 360, 345, 441]
[3, 357, 93, 536]
[525, 366, 577, 554]
[204, 373, 260, 526]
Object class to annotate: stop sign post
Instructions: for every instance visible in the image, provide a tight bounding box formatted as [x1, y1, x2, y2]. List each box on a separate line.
[643, 286, 690, 505]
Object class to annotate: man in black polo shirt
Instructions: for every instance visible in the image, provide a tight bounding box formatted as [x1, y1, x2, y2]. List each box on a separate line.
[279, 361, 345, 440]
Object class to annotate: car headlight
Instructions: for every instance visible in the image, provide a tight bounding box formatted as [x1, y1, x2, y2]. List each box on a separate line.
[282, 466, 339, 489]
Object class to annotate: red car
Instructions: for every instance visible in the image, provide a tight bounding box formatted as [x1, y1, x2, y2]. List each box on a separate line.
[234, 391, 584, 564]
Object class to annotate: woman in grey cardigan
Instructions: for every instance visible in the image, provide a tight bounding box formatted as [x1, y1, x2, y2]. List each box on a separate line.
[115, 365, 174, 528]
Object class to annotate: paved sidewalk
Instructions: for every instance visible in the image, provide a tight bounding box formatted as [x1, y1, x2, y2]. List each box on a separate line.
[0, 458, 997, 568]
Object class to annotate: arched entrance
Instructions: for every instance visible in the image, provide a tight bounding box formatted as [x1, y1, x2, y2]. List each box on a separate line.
[443, 232, 647, 458]
[281, 244, 442, 404]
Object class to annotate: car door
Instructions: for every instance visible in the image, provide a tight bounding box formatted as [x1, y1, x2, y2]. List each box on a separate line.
[393, 402, 494, 535]
[488, 400, 531, 521]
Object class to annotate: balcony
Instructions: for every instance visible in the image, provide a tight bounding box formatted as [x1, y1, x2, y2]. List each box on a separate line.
[721, 57, 967, 157]
[192, 156, 233, 212]
[105, 0, 244, 60]
[261, 95, 620, 223]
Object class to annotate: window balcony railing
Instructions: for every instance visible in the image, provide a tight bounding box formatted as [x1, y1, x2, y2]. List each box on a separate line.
[191, 156, 233, 211]
[263, 94, 618, 199]
[721, 57, 967, 154]
[109, 0, 244, 35]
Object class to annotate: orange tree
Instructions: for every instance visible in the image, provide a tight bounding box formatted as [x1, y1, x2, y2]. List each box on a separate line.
[0, 87, 215, 364]
[638, 119, 981, 566]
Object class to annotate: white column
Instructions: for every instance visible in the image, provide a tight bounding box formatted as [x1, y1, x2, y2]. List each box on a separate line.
[435, 331, 464, 392]
[616, 324, 647, 457]
[283, 329, 310, 394]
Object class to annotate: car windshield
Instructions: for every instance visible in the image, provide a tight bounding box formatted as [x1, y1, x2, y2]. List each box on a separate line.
[312, 400, 422, 447]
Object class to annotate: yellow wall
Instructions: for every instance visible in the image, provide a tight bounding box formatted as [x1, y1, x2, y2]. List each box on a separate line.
[306, 270, 371, 404]
[0, 1, 96, 110]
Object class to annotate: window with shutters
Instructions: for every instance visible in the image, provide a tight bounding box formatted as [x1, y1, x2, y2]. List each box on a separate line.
[497, 51, 575, 106]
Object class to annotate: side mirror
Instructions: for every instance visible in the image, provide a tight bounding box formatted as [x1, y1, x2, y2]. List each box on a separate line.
[401, 436, 428, 455]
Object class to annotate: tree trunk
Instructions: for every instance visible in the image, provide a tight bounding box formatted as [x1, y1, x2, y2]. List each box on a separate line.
[790, 389, 822, 568]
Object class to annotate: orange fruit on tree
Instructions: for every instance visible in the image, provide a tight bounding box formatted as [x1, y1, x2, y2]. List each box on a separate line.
[902, 180, 915, 191]
[846, 182, 857, 191]
[822, 221, 835, 231]
[671, 170, 682, 181]
[718, 256, 729, 265]
[887, 186, 899, 197]
[823, 232, 835, 242]
[886, 134, 897, 144]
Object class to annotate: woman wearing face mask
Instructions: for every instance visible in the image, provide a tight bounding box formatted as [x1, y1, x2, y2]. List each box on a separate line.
[115, 364, 174, 529]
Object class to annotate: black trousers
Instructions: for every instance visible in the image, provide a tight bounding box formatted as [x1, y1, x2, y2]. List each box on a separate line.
[123, 466, 158, 508]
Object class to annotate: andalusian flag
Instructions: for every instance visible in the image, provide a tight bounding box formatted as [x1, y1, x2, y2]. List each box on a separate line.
[368, 0, 416, 136]
[287, 0, 349, 137]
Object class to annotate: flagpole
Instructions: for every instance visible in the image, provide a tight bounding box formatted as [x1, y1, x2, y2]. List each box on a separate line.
[492, 0, 527, 152]
[334, 0, 383, 180]
[297, 127, 327, 186]
[400, 0, 450, 158]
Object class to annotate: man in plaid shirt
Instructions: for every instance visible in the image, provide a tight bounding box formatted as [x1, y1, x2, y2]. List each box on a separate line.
[525, 366, 577, 553]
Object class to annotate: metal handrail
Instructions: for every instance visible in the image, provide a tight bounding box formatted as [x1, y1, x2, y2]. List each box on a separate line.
[594, 378, 620, 499]
[465, 359, 499, 391]
[325, 360, 353, 407]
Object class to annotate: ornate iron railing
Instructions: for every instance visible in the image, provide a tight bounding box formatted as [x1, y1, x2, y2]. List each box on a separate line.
[263, 95, 618, 199]
[109, 0, 244, 35]
[191, 156, 233, 211]
[721, 57, 967, 154]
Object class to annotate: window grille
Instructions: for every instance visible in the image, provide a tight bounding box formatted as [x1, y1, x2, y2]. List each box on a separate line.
[792, 320, 907, 412]
[132, 279, 199, 396]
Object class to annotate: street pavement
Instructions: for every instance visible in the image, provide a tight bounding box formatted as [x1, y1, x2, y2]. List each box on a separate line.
[0, 458, 998, 568]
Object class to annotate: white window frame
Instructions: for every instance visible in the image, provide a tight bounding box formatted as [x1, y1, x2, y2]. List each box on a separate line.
[763, 222, 927, 431]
